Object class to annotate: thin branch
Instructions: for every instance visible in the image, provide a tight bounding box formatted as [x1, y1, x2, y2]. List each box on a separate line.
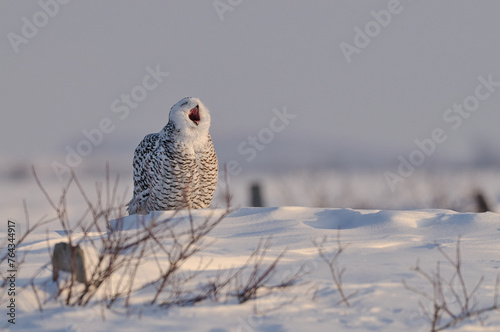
[313, 229, 357, 306]
[404, 237, 500, 331]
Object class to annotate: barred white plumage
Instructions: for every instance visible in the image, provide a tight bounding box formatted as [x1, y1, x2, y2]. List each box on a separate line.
[127, 97, 218, 215]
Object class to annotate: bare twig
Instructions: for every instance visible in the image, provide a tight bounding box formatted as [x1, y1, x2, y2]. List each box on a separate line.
[313, 229, 357, 306]
[403, 237, 500, 331]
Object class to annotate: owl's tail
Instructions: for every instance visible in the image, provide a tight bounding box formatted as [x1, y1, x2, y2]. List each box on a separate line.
[126, 194, 148, 215]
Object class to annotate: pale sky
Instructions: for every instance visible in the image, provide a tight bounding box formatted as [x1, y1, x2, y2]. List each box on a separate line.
[2, 0, 500, 176]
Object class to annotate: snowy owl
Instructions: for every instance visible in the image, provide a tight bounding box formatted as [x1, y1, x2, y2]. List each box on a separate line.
[127, 97, 218, 215]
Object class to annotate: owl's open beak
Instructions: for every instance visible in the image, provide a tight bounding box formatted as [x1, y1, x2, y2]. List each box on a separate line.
[189, 106, 200, 125]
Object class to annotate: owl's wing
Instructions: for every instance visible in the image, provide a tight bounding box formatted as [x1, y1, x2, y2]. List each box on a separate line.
[127, 133, 160, 214]
[198, 134, 219, 206]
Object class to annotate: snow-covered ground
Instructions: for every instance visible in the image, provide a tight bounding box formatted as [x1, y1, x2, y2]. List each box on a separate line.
[2, 197, 500, 331]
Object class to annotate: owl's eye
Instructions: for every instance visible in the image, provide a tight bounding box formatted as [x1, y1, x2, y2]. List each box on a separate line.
[188, 106, 200, 125]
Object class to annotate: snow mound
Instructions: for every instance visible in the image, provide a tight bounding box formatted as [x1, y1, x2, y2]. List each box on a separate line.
[7, 207, 500, 331]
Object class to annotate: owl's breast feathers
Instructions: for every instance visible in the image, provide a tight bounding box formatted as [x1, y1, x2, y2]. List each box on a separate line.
[127, 123, 218, 215]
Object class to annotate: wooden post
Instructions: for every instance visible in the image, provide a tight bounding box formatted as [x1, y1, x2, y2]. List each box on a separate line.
[475, 191, 491, 213]
[250, 182, 264, 207]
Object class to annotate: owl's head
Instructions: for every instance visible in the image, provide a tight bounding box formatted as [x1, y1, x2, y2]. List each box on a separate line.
[168, 97, 211, 141]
